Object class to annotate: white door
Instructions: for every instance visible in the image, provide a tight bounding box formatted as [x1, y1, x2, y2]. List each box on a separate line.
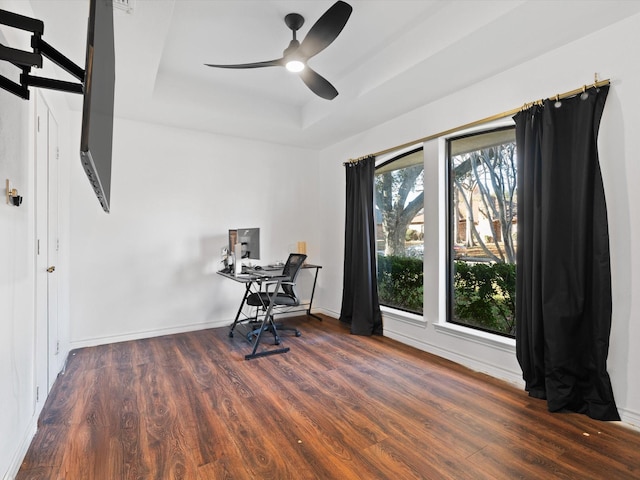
[47, 108, 60, 389]
[34, 93, 60, 406]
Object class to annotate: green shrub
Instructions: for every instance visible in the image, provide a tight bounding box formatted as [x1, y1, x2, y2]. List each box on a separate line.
[376, 256, 516, 337]
[377, 255, 423, 314]
[453, 261, 516, 336]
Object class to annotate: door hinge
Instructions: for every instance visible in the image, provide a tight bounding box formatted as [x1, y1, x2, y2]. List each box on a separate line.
[36, 386, 39, 402]
[56, 340, 60, 355]
[37, 239, 40, 255]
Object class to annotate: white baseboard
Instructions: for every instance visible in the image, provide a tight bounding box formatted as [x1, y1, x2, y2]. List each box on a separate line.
[618, 406, 640, 429]
[315, 307, 340, 318]
[68, 309, 339, 352]
[3, 416, 39, 480]
[69, 319, 229, 350]
[383, 326, 525, 387]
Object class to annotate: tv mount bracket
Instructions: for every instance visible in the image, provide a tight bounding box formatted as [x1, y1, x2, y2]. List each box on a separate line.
[0, 9, 84, 99]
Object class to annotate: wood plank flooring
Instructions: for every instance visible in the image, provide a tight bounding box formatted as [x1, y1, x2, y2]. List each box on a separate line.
[17, 315, 640, 479]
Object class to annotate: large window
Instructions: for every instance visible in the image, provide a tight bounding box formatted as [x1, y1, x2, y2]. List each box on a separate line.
[448, 127, 517, 337]
[374, 148, 424, 315]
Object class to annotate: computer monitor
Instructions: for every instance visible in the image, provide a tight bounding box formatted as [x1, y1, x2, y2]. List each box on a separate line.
[229, 228, 260, 260]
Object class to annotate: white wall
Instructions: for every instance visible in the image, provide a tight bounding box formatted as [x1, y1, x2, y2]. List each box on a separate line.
[316, 13, 640, 426]
[0, 50, 37, 480]
[68, 118, 321, 347]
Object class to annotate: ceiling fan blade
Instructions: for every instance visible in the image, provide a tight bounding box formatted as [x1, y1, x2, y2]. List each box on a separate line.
[299, 1, 352, 59]
[205, 58, 284, 69]
[299, 66, 338, 100]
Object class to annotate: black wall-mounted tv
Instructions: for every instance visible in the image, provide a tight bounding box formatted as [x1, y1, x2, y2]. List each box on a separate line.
[79, 0, 115, 213]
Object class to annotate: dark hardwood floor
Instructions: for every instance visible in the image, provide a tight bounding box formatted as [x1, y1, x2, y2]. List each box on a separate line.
[18, 314, 640, 479]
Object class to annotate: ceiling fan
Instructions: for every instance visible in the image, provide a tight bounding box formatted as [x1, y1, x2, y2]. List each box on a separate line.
[205, 1, 353, 100]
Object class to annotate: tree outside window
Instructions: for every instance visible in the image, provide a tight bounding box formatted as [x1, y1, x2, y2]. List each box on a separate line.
[449, 127, 517, 337]
[374, 148, 424, 315]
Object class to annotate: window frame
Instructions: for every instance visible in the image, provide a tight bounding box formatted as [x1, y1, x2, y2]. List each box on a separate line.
[374, 145, 425, 317]
[445, 125, 517, 339]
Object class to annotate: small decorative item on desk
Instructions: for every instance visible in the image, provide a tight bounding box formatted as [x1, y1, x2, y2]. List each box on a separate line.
[234, 243, 243, 276]
[297, 241, 307, 264]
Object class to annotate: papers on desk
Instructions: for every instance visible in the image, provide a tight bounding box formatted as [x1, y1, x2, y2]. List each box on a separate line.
[244, 267, 280, 275]
[253, 273, 287, 281]
[234, 268, 283, 281]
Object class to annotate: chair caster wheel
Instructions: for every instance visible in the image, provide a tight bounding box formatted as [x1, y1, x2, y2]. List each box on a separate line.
[229, 331, 234, 338]
[275, 337, 281, 345]
[295, 331, 302, 337]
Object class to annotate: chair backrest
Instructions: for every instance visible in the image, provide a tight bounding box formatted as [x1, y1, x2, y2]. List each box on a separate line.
[281, 253, 307, 298]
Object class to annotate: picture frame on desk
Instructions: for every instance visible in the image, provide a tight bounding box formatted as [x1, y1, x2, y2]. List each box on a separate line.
[228, 229, 238, 252]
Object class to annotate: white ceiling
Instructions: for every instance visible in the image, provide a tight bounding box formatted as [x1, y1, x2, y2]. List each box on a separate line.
[23, 0, 640, 149]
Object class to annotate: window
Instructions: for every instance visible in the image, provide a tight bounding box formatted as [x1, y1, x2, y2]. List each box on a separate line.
[374, 148, 424, 315]
[448, 127, 517, 337]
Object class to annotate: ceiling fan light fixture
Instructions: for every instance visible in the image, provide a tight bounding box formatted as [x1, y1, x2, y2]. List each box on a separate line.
[286, 60, 305, 73]
[205, 1, 353, 99]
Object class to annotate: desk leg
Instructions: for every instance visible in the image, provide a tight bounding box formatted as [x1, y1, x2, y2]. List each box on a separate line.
[229, 282, 253, 337]
[245, 279, 290, 360]
[306, 267, 322, 321]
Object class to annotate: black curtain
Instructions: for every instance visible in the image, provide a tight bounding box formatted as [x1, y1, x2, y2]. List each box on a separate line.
[514, 85, 619, 421]
[339, 156, 383, 335]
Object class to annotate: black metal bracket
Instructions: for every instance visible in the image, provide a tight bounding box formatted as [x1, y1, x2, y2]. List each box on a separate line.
[0, 8, 84, 99]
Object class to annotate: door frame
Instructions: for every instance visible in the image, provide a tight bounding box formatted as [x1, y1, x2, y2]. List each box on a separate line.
[34, 92, 60, 405]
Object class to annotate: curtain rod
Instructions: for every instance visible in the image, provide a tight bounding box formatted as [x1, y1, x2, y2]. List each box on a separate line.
[345, 77, 610, 164]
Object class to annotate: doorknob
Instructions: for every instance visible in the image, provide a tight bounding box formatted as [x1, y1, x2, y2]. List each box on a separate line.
[47, 266, 55, 273]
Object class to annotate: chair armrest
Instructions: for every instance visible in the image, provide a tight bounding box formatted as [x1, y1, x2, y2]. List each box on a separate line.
[257, 277, 291, 292]
[262, 282, 296, 296]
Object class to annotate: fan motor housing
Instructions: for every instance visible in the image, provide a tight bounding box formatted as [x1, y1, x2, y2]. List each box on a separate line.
[285, 13, 304, 32]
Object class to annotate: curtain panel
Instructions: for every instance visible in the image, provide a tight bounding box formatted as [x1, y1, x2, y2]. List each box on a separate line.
[340, 156, 383, 335]
[514, 85, 619, 421]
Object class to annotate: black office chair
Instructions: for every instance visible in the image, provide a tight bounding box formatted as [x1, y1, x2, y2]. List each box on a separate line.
[246, 253, 307, 344]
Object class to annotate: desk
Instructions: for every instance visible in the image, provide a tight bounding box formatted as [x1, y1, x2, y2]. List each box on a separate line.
[219, 270, 287, 359]
[218, 264, 321, 360]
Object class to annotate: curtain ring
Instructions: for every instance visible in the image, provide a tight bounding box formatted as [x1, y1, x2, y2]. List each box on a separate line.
[580, 84, 590, 100]
[554, 94, 562, 108]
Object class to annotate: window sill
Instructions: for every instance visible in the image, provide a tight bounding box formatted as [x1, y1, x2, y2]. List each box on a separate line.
[380, 306, 426, 327]
[433, 321, 515, 354]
